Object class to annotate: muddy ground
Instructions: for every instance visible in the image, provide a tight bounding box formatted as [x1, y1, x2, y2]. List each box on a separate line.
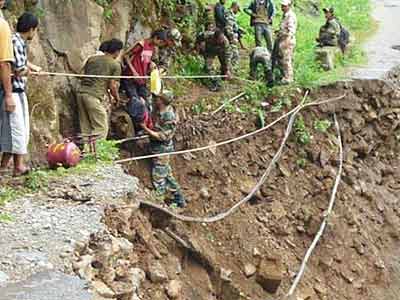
[67, 76, 398, 300]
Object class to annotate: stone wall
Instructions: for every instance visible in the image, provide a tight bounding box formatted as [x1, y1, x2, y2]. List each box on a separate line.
[5, 0, 159, 162]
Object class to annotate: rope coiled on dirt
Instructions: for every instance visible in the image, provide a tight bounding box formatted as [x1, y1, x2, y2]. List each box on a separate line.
[115, 93, 346, 164]
[285, 113, 343, 298]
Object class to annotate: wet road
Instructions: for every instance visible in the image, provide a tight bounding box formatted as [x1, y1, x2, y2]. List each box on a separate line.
[351, 0, 400, 79]
[0, 271, 91, 300]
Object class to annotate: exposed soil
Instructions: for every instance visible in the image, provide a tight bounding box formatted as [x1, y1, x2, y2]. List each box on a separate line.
[66, 76, 400, 300]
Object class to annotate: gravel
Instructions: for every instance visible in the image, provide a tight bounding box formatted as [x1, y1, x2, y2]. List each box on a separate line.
[0, 165, 138, 284]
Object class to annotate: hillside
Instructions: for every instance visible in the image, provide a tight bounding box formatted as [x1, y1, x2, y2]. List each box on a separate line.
[1, 1, 400, 300]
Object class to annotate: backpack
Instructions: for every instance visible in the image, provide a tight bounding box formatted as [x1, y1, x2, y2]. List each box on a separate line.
[338, 23, 350, 53]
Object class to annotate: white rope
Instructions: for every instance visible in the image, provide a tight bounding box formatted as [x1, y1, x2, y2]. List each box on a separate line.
[286, 113, 343, 297]
[31, 71, 228, 80]
[133, 92, 308, 223]
[211, 92, 246, 115]
[115, 94, 347, 164]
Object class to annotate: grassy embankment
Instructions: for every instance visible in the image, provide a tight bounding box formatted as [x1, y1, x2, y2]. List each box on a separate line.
[178, 0, 373, 88]
[236, 0, 373, 87]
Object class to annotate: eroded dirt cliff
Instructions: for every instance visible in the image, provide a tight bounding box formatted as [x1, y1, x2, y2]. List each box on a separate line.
[67, 77, 400, 300]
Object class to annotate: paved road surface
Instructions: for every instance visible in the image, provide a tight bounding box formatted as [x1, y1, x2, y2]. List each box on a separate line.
[351, 0, 400, 79]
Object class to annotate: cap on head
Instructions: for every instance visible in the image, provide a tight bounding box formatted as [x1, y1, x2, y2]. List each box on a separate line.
[156, 90, 174, 105]
[169, 28, 182, 47]
[323, 7, 334, 14]
[231, 1, 241, 11]
[281, 0, 291, 6]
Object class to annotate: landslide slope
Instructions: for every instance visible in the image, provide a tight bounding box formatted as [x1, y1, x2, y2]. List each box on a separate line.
[73, 77, 400, 300]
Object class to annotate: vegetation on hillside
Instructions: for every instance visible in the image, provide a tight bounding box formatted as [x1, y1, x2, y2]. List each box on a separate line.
[176, 0, 372, 88]
[237, 0, 372, 86]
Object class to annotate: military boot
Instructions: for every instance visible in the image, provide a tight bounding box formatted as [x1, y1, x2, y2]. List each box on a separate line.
[174, 192, 186, 208]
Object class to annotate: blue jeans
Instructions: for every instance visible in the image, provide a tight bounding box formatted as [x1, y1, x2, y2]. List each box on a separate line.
[255, 23, 273, 51]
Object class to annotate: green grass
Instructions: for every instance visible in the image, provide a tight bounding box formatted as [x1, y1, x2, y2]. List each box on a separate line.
[0, 139, 119, 211]
[235, 0, 372, 87]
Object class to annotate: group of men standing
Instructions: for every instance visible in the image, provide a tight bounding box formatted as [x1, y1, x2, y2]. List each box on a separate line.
[78, 29, 186, 208]
[200, 0, 297, 87]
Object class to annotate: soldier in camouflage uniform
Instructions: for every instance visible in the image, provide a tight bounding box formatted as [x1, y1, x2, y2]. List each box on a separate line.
[315, 7, 341, 70]
[275, 0, 297, 84]
[203, 29, 232, 77]
[154, 28, 182, 74]
[197, 28, 232, 91]
[250, 47, 273, 85]
[317, 8, 341, 47]
[224, 2, 241, 66]
[141, 90, 186, 208]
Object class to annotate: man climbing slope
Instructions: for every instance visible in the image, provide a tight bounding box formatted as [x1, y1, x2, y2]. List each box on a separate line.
[0, 12, 42, 176]
[121, 30, 168, 102]
[77, 39, 123, 139]
[140, 90, 186, 208]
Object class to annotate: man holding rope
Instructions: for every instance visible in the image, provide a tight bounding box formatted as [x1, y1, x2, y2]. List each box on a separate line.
[1, 12, 42, 176]
[77, 38, 123, 140]
[140, 90, 186, 208]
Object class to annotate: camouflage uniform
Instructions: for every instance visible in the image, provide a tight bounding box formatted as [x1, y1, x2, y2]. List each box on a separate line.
[150, 106, 184, 206]
[224, 9, 240, 66]
[154, 46, 176, 72]
[153, 29, 182, 73]
[276, 8, 297, 83]
[203, 33, 232, 76]
[316, 18, 341, 70]
[250, 47, 273, 84]
[318, 18, 341, 47]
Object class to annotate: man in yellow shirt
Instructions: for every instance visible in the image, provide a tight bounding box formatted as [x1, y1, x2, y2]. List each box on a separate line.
[0, 6, 13, 113]
[0, 7, 14, 174]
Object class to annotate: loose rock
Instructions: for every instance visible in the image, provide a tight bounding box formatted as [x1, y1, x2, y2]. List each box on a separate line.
[148, 260, 169, 284]
[166, 280, 183, 299]
[244, 263, 257, 277]
[256, 257, 284, 294]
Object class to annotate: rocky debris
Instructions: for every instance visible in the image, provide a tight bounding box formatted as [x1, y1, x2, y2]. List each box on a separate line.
[166, 280, 183, 299]
[0, 165, 137, 293]
[148, 261, 169, 284]
[256, 257, 284, 294]
[200, 187, 211, 200]
[131, 268, 146, 293]
[220, 268, 233, 282]
[243, 263, 257, 278]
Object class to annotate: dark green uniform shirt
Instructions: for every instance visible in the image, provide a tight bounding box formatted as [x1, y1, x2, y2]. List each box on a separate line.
[79, 55, 121, 99]
[319, 18, 341, 47]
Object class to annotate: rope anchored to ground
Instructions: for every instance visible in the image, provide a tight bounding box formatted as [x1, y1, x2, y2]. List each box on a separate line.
[134, 92, 308, 223]
[284, 113, 343, 299]
[115, 93, 346, 163]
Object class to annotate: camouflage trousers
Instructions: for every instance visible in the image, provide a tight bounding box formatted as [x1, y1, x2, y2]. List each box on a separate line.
[278, 39, 296, 83]
[230, 43, 240, 67]
[152, 155, 180, 199]
[315, 46, 339, 71]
